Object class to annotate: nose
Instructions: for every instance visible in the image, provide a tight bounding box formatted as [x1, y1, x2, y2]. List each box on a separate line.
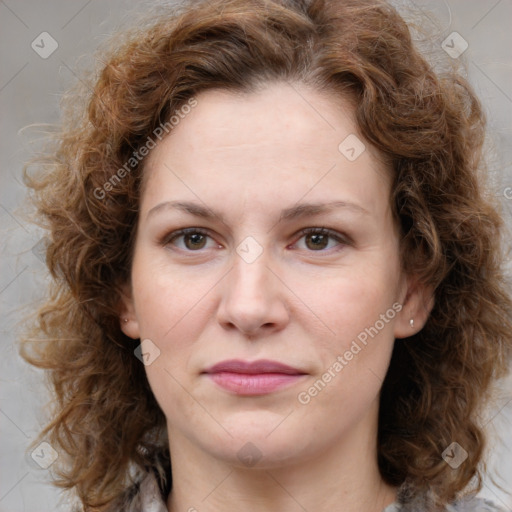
[216, 249, 290, 338]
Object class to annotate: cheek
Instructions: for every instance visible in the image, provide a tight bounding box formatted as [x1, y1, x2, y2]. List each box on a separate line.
[302, 260, 401, 350]
[131, 256, 210, 342]
[131, 263, 209, 420]
[295, 272, 398, 422]
[294, 263, 401, 417]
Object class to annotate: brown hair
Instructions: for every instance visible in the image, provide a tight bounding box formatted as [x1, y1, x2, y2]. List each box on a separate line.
[21, 0, 512, 510]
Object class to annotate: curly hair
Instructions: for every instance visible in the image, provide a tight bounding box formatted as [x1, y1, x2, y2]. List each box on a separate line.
[20, 0, 512, 510]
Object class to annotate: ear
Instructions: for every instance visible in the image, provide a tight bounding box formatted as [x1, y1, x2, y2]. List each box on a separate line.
[394, 274, 435, 339]
[118, 282, 141, 340]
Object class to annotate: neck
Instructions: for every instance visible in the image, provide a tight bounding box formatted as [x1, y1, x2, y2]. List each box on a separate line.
[165, 404, 397, 512]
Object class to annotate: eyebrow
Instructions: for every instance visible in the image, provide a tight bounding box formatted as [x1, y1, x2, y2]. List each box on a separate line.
[146, 200, 370, 223]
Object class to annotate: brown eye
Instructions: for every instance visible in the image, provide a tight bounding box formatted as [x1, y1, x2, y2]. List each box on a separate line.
[294, 227, 349, 252]
[182, 232, 207, 250]
[304, 232, 329, 250]
[164, 228, 217, 251]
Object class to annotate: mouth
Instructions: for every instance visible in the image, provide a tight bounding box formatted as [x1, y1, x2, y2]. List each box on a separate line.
[202, 359, 308, 396]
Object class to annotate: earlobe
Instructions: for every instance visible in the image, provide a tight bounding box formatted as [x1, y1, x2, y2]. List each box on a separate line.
[394, 276, 435, 339]
[118, 283, 141, 340]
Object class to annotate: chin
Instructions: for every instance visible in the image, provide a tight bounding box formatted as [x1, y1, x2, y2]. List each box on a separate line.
[196, 412, 319, 469]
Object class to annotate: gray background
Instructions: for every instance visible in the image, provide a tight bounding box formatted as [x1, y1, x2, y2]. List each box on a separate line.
[1, 1, 511, 511]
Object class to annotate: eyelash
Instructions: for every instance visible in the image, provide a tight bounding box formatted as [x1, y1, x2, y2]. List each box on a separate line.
[161, 227, 351, 254]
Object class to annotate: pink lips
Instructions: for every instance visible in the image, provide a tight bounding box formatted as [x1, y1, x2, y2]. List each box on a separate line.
[202, 359, 307, 395]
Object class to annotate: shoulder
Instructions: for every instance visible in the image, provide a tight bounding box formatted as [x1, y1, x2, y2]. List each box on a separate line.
[384, 496, 510, 512]
[446, 496, 511, 512]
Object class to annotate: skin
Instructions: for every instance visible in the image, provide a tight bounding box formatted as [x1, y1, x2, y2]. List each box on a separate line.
[120, 81, 434, 512]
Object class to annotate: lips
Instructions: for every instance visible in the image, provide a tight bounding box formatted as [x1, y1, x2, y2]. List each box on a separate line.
[202, 359, 307, 395]
[204, 359, 304, 375]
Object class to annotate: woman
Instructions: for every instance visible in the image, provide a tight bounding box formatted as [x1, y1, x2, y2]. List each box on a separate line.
[21, 0, 512, 511]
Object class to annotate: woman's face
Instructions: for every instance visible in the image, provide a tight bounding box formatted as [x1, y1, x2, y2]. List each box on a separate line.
[121, 82, 422, 469]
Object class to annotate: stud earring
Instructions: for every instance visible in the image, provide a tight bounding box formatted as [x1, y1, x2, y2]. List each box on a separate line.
[123, 318, 129, 323]
[410, 318, 414, 328]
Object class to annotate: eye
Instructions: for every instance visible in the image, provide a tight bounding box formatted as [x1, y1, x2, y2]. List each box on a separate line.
[293, 227, 349, 252]
[161, 226, 350, 253]
[163, 228, 220, 251]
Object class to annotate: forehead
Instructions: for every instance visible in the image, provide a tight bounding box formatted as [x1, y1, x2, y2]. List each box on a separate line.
[141, 82, 391, 219]
[150, 83, 359, 159]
